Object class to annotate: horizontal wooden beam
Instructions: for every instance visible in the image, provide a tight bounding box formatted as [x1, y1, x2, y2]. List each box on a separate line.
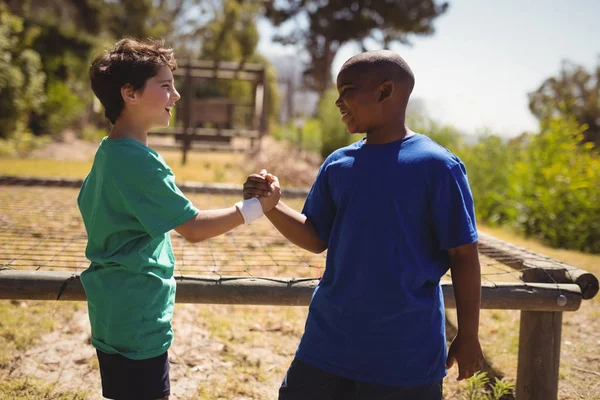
[150, 127, 260, 138]
[177, 60, 265, 72]
[0, 271, 582, 311]
[0, 175, 310, 198]
[150, 143, 244, 154]
[173, 68, 261, 82]
[478, 232, 599, 300]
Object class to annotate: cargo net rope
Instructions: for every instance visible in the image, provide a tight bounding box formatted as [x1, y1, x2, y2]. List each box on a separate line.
[0, 181, 597, 309]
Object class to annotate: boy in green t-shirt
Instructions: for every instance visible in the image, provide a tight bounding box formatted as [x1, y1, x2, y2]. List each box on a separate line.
[78, 38, 279, 400]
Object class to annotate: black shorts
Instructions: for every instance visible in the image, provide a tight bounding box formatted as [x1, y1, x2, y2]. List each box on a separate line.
[96, 349, 170, 400]
[279, 358, 443, 400]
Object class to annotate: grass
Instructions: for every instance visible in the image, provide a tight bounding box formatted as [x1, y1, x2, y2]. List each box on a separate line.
[191, 305, 306, 399]
[0, 301, 85, 399]
[0, 301, 82, 367]
[0, 378, 88, 400]
[0, 150, 249, 184]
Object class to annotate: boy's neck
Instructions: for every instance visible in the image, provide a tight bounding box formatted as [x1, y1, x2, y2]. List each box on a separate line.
[108, 118, 149, 146]
[365, 117, 410, 145]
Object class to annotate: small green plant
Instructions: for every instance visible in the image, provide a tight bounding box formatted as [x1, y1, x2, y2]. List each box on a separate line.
[81, 124, 108, 142]
[0, 131, 50, 157]
[461, 371, 515, 400]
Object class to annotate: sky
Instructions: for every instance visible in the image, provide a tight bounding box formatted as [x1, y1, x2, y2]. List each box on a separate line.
[257, 0, 600, 137]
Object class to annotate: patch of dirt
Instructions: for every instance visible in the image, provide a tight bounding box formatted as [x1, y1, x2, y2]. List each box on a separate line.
[559, 301, 600, 399]
[3, 304, 289, 400]
[28, 131, 99, 161]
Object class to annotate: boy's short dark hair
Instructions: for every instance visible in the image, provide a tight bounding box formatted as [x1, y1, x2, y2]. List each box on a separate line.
[90, 38, 178, 124]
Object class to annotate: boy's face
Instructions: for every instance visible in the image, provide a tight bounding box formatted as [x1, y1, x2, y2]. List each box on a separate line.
[132, 65, 180, 129]
[335, 66, 381, 134]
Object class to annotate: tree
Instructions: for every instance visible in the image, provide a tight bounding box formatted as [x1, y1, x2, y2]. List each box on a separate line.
[264, 0, 448, 95]
[199, 0, 259, 64]
[103, 0, 205, 40]
[0, 6, 46, 138]
[197, 0, 280, 125]
[528, 59, 600, 147]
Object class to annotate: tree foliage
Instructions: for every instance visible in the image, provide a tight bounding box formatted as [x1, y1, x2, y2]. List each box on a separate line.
[417, 115, 600, 254]
[198, 0, 279, 125]
[318, 88, 350, 158]
[529, 59, 600, 147]
[508, 115, 600, 252]
[265, 0, 448, 94]
[0, 6, 46, 139]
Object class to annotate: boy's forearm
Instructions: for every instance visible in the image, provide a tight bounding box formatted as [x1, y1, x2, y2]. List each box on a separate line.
[188, 207, 244, 242]
[449, 242, 481, 338]
[265, 202, 327, 253]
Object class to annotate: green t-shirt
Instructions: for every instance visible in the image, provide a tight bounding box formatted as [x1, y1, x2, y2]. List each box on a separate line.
[77, 137, 198, 360]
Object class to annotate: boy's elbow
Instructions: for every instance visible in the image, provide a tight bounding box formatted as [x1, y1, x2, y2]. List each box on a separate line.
[186, 230, 210, 244]
[310, 246, 327, 254]
[175, 217, 206, 243]
[308, 240, 327, 254]
[184, 234, 204, 244]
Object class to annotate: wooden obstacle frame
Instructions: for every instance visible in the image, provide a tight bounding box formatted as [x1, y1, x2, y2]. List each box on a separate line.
[150, 60, 269, 163]
[0, 177, 598, 400]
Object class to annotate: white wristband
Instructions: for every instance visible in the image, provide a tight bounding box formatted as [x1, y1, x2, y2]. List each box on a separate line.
[235, 198, 264, 225]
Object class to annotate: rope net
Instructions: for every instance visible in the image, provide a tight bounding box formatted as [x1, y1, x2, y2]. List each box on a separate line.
[0, 185, 593, 295]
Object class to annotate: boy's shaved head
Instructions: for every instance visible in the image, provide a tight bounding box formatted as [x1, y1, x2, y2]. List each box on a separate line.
[340, 50, 415, 95]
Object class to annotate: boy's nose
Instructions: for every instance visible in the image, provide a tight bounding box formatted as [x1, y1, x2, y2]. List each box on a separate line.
[334, 97, 343, 108]
[173, 89, 181, 102]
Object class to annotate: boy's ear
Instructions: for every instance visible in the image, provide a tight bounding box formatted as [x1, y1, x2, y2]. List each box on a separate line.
[121, 84, 138, 105]
[378, 80, 394, 103]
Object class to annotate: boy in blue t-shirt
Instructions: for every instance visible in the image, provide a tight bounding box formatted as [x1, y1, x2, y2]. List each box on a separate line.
[244, 50, 484, 399]
[79, 38, 279, 400]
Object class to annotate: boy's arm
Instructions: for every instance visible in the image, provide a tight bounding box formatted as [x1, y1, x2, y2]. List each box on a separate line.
[265, 202, 327, 254]
[446, 241, 485, 380]
[244, 173, 327, 254]
[174, 207, 244, 243]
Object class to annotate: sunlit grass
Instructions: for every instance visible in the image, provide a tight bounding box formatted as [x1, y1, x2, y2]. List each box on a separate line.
[0, 377, 89, 400]
[0, 150, 249, 184]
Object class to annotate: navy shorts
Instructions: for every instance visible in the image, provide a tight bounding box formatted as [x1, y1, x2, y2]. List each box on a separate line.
[96, 349, 170, 400]
[279, 358, 443, 400]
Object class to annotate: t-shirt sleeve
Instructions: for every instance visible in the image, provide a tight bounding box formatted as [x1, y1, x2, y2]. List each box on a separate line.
[431, 162, 478, 250]
[301, 163, 336, 244]
[133, 170, 199, 239]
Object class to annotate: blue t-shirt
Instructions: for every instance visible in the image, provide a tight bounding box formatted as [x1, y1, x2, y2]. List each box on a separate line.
[297, 133, 478, 386]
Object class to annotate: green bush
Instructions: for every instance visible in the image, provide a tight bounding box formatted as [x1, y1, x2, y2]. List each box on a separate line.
[272, 119, 323, 154]
[406, 114, 599, 253]
[318, 89, 351, 158]
[44, 79, 85, 134]
[508, 115, 600, 252]
[0, 131, 50, 157]
[81, 124, 108, 143]
[0, 7, 46, 139]
[456, 135, 518, 226]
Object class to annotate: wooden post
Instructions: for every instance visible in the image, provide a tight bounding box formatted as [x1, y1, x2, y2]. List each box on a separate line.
[258, 68, 268, 152]
[287, 78, 295, 122]
[251, 81, 264, 151]
[516, 311, 563, 400]
[182, 60, 193, 165]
